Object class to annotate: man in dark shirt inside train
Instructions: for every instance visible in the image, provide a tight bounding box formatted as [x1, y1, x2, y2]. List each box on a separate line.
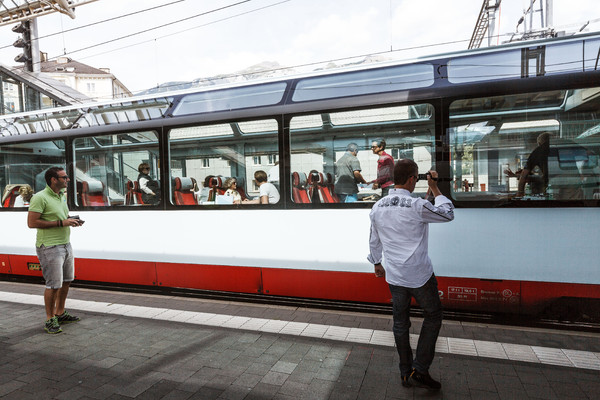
[368, 159, 454, 391]
[504, 132, 550, 197]
[28, 167, 83, 334]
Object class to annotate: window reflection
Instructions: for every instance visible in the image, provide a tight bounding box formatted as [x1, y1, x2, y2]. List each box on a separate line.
[449, 88, 600, 201]
[290, 104, 435, 204]
[0, 141, 66, 208]
[73, 131, 160, 207]
[168, 119, 280, 205]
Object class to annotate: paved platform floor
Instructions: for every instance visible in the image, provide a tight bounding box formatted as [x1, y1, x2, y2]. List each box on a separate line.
[1, 280, 599, 399]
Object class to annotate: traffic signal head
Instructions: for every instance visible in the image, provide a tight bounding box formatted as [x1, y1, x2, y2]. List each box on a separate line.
[12, 21, 32, 71]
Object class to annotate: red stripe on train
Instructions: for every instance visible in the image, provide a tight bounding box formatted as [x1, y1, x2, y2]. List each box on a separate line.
[2, 254, 599, 315]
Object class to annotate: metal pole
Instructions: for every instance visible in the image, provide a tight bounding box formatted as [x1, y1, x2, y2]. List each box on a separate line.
[29, 18, 40, 73]
[529, 0, 534, 33]
[546, 0, 553, 28]
[488, 1, 497, 47]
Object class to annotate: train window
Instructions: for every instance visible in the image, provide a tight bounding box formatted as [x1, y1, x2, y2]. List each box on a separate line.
[173, 83, 287, 116]
[448, 50, 521, 84]
[168, 118, 280, 206]
[0, 140, 66, 209]
[449, 87, 600, 203]
[72, 131, 160, 207]
[289, 104, 435, 204]
[545, 42, 584, 75]
[292, 64, 434, 102]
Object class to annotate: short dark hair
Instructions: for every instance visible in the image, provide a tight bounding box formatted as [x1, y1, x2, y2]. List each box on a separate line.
[393, 159, 418, 185]
[254, 170, 267, 183]
[45, 167, 64, 186]
[372, 138, 386, 150]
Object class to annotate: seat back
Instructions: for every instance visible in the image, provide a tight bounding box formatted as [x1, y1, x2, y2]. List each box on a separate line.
[81, 180, 109, 207]
[208, 176, 223, 202]
[319, 172, 337, 203]
[2, 184, 22, 208]
[133, 181, 144, 204]
[173, 177, 198, 205]
[325, 172, 340, 202]
[307, 171, 323, 203]
[125, 180, 135, 205]
[292, 172, 311, 203]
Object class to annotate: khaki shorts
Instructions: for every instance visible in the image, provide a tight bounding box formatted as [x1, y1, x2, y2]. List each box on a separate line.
[36, 243, 74, 289]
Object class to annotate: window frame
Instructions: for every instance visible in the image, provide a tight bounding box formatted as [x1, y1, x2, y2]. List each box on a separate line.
[445, 86, 600, 208]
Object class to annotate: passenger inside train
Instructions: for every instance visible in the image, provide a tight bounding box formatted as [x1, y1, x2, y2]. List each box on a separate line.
[195, 175, 214, 204]
[137, 163, 160, 205]
[2, 87, 599, 208]
[504, 132, 551, 198]
[334, 143, 367, 203]
[223, 177, 242, 204]
[243, 170, 279, 204]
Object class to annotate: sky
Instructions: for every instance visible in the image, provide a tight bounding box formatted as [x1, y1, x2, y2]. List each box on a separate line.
[0, 0, 599, 95]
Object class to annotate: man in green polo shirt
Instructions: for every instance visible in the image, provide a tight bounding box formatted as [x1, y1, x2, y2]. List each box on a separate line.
[28, 167, 84, 334]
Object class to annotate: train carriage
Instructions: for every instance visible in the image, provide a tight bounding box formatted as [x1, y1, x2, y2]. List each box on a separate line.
[1, 32, 600, 320]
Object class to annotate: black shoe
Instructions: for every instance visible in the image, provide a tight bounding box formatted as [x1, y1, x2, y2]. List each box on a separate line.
[44, 316, 62, 334]
[401, 375, 411, 388]
[409, 369, 441, 391]
[56, 310, 80, 324]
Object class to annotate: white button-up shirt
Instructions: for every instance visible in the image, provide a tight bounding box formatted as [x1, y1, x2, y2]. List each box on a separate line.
[367, 188, 454, 288]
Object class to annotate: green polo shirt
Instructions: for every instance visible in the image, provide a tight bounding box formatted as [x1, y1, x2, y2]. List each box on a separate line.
[29, 185, 70, 247]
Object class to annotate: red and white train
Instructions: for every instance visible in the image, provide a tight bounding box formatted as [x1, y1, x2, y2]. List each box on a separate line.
[2, 32, 600, 319]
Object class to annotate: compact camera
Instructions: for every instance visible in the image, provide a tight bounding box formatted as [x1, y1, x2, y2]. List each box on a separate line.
[417, 172, 437, 181]
[69, 215, 85, 225]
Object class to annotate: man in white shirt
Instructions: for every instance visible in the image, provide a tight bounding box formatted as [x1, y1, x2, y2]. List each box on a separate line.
[368, 159, 454, 391]
[243, 170, 280, 204]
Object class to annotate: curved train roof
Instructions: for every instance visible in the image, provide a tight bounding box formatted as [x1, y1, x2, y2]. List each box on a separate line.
[2, 31, 600, 142]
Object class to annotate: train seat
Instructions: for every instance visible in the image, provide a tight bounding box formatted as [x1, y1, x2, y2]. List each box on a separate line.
[125, 180, 135, 205]
[307, 171, 337, 203]
[208, 176, 224, 202]
[133, 181, 144, 204]
[292, 172, 310, 203]
[173, 177, 197, 205]
[319, 172, 337, 203]
[81, 180, 109, 207]
[325, 172, 340, 202]
[1, 184, 23, 208]
[307, 171, 323, 203]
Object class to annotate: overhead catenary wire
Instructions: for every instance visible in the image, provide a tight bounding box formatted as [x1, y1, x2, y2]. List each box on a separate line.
[0, 0, 260, 102]
[2, 1, 600, 102]
[0, 0, 189, 51]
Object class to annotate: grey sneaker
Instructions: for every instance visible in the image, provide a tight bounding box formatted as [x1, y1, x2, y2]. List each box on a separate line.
[44, 316, 62, 334]
[56, 310, 80, 324]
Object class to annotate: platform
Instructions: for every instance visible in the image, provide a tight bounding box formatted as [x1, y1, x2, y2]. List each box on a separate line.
[0, 280, 599, 399]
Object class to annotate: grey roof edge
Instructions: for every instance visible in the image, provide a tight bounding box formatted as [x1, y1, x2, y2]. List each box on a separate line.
[1, 63, 93, 105]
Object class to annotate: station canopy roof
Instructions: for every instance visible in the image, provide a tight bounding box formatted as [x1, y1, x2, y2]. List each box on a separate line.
[0, 0, 97, 27]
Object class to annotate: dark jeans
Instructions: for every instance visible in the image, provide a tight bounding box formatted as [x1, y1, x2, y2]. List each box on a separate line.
[389, 274, 442, 376]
